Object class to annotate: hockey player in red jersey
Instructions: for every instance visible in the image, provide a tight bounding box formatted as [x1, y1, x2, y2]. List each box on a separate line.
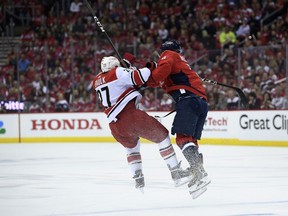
[92, 56, 191, 192]
[146, 40, 211, 198]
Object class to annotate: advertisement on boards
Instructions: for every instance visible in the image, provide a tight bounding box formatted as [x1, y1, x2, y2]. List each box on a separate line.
[19, 112, 111, 142]
[237, 111, 287, 140]
[0, 114, 19, 142]
[0, 110, 287, 145]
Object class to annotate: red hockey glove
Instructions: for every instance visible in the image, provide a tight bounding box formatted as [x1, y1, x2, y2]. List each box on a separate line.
[123, 52, 136, 64]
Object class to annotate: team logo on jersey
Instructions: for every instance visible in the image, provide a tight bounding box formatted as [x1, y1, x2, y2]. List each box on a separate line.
[0, 121, 6, 134]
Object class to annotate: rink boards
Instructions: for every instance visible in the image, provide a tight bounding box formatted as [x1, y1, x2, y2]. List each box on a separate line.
[0, 110, 287, 146]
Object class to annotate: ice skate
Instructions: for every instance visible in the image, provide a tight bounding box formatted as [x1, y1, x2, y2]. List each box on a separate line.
[190, 186, 207, 199]
[182, 144, 211, 199]
[187, 166, 211, 199]
[133, 169, 144, 193]
[169, 161, 193, 187]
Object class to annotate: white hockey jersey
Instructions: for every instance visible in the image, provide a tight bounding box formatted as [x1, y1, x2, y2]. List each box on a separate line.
[93, 67, 151, 122]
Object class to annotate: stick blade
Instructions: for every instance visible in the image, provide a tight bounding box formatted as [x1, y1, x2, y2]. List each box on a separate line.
[235, 88, 248, 109]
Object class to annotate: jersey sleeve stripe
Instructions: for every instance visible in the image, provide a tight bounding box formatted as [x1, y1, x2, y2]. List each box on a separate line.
[131, 69, 145, 86]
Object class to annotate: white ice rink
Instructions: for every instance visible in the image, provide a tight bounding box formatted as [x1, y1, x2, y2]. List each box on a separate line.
[0, 143, 288, 216]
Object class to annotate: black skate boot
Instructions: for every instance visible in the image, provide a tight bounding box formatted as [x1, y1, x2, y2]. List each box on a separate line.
[182, 144, 211, 198]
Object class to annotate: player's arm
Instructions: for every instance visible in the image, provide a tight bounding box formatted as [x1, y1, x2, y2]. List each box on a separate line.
[130, 67, 151, 87]
[146, 57, 173, 87]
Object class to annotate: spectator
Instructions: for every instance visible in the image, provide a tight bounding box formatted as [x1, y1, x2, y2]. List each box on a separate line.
[271, 85, 287, 109]
[18, 53, 30, 73]
[0, 83, 7, 101]
[70, 0, 83, 14]
[29, 102, 42, 113]
[41, 97, 55, 113]
[215, 91, 227, 110]
[55, 92, 69, 112]
[72, 96, 83, 112]
[72, 17, 85, 39]
[31, 74, 45, 103]
[140, 89, 159, 111]
[200, 30, 216, 50]
[159, 93, 174, 111]
[226, 89, 240, 110]
[261, 91, 275, 109]
[235, 19, 251, 42]
[137, 2, 150, 28]
[208, 95, 216, 110]
[248, 91, 261, 110]
[218, 25, 237, 48]
[158, 23, 169, 43]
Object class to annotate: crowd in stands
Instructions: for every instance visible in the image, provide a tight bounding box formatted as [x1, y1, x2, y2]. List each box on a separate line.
[0, 0, 287, 113]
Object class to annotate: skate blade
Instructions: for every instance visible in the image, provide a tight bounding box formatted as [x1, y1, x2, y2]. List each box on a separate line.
[190, 186, 207, 199]
[138, 187, 144, 194]
[188, 177, 211, 194]
[174, 176, 193, 187]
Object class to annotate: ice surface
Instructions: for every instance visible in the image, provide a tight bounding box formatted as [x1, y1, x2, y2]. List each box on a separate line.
[0, 143, 288, 216]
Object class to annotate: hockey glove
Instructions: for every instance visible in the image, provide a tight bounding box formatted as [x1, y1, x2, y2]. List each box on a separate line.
[121, 59, 131, 68]
[145, 61, 157, 72]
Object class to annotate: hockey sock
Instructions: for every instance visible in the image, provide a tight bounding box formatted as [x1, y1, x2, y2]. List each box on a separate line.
[126, 140, 142, 177]
[175, 133, 199, 148]
[157, 135, 179, 168]
[182, 142, 198, 151]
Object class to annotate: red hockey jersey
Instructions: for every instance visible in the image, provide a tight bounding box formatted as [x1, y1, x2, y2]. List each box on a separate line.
[147, 50, 207, 100]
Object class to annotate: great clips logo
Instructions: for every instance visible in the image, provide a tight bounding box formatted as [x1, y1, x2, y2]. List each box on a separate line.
[0, 121, 6, 134]
[239, 114, 288, 134]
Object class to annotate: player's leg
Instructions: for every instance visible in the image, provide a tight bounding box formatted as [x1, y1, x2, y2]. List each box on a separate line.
[109, 119, 145, 191]
[125, 140, 144, 190]
[172, 96, 210, 194]
[133, 109, 192, 186]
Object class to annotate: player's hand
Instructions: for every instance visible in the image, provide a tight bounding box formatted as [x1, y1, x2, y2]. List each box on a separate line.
[121, 59, 131, 68]
[145, 61, 157, 71]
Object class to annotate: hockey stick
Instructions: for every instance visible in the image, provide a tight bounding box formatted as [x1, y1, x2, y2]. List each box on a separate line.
[154, 78, 248, 118]
[154, 110, 176, 119]
[154, 78, 248, 119]
[155, 78, 248, 119]
[201, 78, 248, 109]
[83, 0, 128, 67]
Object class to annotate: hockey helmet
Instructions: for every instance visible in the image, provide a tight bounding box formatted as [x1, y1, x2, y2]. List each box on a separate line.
[101, 56, 120, 72]
[160, 39, 182, 53]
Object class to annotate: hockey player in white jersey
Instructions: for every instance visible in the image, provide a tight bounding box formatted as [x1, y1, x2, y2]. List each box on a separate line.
[92, 56, 192, 192]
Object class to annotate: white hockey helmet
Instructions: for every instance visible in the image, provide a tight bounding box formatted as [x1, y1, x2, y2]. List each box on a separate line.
[101, 56, 120, 72]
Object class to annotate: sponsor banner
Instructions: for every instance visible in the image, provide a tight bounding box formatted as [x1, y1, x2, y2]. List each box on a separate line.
[151, 111, 236, 139]
[150, 110, 288, 143]
[0, 110, 287, 145]
[20, 112, 110, 138]
[202, 110, 287, 141]
[237, 111, 288, 140]
[203, 112, 234, 138]
[0, 114, 19, 143]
